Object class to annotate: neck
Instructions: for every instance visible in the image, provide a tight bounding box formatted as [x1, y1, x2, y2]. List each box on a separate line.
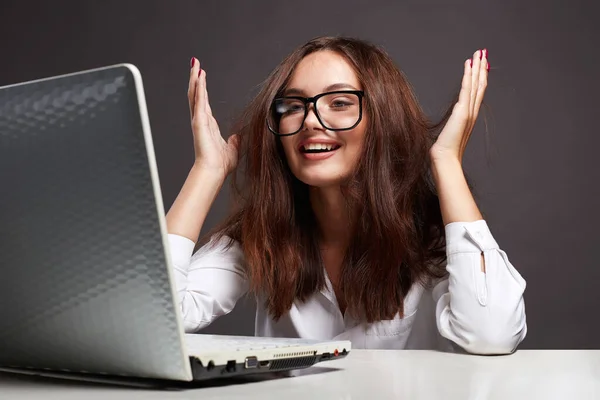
[309, 185, 355, 247]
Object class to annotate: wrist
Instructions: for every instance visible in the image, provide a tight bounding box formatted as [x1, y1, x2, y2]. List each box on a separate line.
[191, 162, 228, 184]
[430, 155, 463, 178]
[189, 164, 228, 195]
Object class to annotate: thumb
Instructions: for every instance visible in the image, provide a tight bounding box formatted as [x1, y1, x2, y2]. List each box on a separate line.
[227, 133, 240, 150]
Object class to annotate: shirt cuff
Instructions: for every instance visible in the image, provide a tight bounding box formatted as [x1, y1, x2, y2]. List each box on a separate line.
[167, 233, 196, 269]
[445, 220, 499, 254]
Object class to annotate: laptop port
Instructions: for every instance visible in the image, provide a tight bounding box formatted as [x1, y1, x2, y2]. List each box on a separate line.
[226, 360, 236, 372]
[322, 352, 331, 360]
[259, 360, 271, 368]
[244, 356, 258, 369]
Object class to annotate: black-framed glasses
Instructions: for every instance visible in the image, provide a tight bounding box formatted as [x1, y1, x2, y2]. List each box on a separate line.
[267, 90, 365, 136]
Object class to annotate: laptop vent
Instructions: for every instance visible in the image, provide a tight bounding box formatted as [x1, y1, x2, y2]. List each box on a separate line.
[273, 350, 316, 358]
[269, 356, 317, 371]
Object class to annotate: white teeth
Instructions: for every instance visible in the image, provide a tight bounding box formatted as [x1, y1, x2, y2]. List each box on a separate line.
[303, 143, 336, 151]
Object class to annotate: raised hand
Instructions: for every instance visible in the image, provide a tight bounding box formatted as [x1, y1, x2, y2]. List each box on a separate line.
[187, 57, 240, 178]
[430, 49, 490, 163]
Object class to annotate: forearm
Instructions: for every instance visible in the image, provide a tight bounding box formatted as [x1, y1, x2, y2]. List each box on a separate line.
[430, 157, 483, 225]
[166, 164, 226, 243]
[435, 220, 528, 354]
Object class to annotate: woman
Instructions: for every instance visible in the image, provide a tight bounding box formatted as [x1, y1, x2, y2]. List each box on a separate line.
[165, 36, 527, 354]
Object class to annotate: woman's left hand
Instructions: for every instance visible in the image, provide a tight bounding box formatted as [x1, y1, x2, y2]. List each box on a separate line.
[429, 49, 489, 164]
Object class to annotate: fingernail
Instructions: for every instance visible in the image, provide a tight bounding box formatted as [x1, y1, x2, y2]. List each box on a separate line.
[479, 50, 483, 60]
[190, 57, 195, 68]
[487, 63, 490, 71]
[198, 68, 202, 77]
[469, 58, 473, 68]
[484, 49, 488, 58]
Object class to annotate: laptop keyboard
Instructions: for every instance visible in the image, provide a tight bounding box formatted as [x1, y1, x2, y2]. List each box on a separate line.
[184, 334, 324, 353]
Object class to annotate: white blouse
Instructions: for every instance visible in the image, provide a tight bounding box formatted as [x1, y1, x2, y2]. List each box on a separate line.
[169, 219, 527, 355]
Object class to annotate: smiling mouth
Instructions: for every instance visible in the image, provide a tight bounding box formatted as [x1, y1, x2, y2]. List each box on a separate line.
[299, 144, 342, 154]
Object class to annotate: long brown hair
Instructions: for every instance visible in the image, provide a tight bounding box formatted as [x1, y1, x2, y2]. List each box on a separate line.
[206, 36, 455, 322]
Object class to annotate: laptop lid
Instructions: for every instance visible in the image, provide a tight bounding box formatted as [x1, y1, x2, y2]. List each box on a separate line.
[0, 64, 193, 381]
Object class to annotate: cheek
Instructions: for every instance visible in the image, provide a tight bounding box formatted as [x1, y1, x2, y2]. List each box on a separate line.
[343, 128, 366, 159]
[279, 137, 296, 162]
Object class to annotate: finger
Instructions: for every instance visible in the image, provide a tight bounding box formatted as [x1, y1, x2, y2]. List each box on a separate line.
[206, 83, 219, 133]
[472, 49, 489, 123]
[194, 69, 209, 130]
[203, 71, 214, 118]
[457, 58, 472, 109]
[198, 69, 208, 116]
[188, 57, 200, 117]
[202, 71, 220, 134]
[227, 133, 240, 148]
[208, 116, 219, 136]
[227, 134, 240, 162]
[481, 48, 489, 74]
[469, 49, 482, 118]
[451, 57, 473, 138]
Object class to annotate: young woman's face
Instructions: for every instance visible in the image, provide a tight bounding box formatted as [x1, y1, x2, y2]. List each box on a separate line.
[279, 50, 367, 188]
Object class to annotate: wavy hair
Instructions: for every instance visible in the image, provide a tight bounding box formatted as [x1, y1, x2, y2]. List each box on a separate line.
[206, 36, 456, 322]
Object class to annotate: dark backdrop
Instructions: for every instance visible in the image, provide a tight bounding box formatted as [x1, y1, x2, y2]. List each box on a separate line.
[1, 0, 598, 349]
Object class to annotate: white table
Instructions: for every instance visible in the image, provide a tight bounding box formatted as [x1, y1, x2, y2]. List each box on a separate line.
[1, 350, 599, 399]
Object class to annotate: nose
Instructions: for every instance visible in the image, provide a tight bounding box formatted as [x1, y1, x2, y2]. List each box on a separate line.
[302, 103, 324, 131]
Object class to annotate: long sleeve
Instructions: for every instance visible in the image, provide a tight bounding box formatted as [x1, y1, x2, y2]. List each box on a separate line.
[433, 220, 527, 355]
[168, 234, 249, 333]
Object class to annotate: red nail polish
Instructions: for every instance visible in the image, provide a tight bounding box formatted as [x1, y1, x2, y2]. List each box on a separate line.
[487, 63, 490, 71]
[190, 57, 195, 68]
[484, 49, 488, 58]
[198, 68, 202, 77]
[479, 50, 483, 60]
[469, 59, 473, 67]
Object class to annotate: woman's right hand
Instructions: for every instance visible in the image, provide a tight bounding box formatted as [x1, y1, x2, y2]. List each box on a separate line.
[188, 57, 239, 179]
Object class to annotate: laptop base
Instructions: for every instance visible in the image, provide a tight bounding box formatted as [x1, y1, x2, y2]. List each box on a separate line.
[189, 350, 349, 381]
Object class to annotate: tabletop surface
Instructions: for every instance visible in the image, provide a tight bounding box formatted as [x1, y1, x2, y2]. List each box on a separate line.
[1, 350, 599, 399]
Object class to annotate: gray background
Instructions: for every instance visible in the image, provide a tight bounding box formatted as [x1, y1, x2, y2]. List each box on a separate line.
[1, 0, 598, 349]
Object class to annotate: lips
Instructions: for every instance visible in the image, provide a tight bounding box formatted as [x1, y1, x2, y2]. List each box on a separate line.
[297, 139, 343, 154]
[300, 143, 341, 153]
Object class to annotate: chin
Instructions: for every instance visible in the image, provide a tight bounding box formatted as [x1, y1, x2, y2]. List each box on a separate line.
[292, 169, 350, 188]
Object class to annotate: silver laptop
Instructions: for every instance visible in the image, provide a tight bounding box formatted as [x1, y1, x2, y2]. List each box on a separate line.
[0, 64, 351, 382]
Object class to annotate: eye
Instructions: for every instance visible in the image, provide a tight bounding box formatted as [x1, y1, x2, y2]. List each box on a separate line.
[276, 100, 304, 115]
[331, 99, 353, 108]
[287, 104, 304, 112]
[326, 97, 356, 110]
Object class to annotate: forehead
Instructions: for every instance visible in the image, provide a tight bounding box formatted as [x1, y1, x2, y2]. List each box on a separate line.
[286, 50, 361, 95]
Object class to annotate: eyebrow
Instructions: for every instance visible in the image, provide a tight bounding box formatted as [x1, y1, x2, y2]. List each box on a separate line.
[283, 83, 359, 96]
